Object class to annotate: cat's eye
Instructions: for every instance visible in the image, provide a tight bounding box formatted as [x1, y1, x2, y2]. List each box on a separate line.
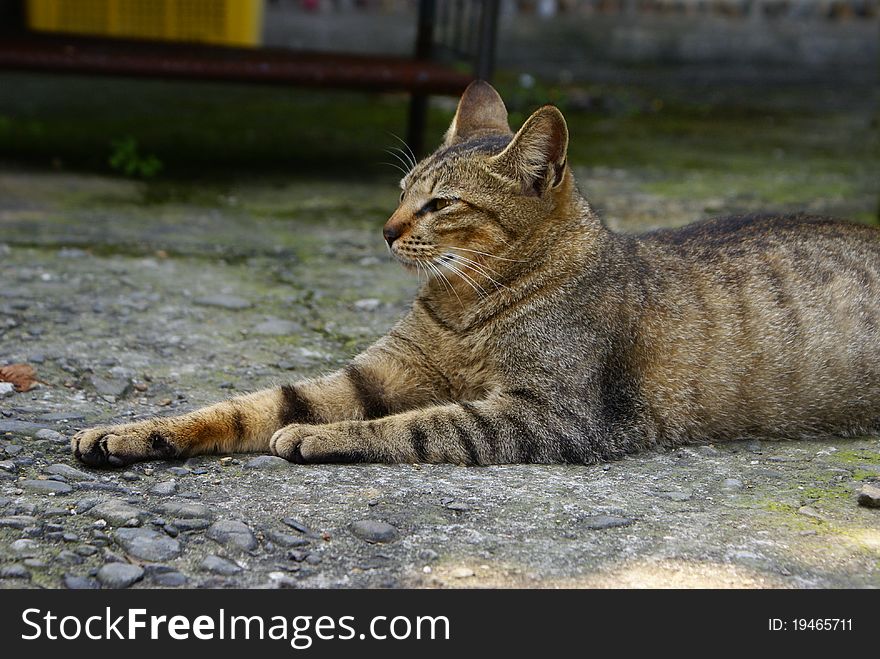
[419, 197, 457, 215]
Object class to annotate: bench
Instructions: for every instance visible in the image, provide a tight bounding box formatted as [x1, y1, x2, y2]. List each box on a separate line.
[0, 0, 500, 156]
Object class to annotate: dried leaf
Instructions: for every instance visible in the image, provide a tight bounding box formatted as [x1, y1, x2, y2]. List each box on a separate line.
[0, 363, 42, 392]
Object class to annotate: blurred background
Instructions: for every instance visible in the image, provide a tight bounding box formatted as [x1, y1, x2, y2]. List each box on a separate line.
[0, 0, 877, 231]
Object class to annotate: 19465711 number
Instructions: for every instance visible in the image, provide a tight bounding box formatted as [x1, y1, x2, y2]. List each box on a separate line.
[769, 619, 852, 631]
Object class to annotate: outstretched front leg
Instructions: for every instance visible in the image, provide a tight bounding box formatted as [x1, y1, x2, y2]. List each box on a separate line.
[270, 389, 622, 465]
[72, 334, 447, 467]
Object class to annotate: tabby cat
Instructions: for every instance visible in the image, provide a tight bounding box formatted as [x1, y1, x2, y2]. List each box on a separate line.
[72, 81, 880, 467]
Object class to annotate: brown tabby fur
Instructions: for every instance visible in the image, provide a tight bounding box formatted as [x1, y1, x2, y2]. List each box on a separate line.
[72, 81, 880, 467]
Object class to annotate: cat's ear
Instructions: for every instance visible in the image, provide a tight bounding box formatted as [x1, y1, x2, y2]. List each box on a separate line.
[443, 80, 511, 146]
[488, 105, 569, 196]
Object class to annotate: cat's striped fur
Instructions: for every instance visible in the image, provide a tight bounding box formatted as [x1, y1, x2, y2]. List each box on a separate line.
[72, 81, 880, 467]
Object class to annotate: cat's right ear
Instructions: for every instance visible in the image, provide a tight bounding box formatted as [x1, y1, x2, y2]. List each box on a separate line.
[443, 80, 511, 146]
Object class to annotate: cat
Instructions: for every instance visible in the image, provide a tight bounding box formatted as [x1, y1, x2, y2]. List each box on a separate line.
[72, 80, 880, 467]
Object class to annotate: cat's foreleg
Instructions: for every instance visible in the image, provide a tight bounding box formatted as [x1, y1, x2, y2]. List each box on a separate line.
[270, 389, 601, 465]
[72, 349, 444, 467]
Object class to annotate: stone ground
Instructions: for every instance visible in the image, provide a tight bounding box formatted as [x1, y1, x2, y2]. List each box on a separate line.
[1, 165, 879, 589]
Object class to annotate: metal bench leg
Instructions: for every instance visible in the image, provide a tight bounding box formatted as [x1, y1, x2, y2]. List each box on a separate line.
[406, 93, 428, 160]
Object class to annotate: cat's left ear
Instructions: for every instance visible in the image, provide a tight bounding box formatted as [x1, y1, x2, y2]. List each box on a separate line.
[488, 105, 569, 196]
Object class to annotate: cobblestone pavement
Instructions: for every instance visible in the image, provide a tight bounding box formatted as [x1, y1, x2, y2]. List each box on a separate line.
[1, 170, 878, 589]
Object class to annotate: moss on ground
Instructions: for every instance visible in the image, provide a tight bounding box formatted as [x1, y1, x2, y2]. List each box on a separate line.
[0, 71, 875, 224]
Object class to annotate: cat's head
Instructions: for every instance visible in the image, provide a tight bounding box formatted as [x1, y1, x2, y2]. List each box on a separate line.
[384, 81, 573, 293]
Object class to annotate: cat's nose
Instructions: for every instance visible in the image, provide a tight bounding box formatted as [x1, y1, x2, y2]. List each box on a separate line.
[383, 223, 403, 247]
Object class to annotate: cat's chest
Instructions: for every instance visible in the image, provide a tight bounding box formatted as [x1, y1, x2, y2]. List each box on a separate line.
[432, 334, 500, 400]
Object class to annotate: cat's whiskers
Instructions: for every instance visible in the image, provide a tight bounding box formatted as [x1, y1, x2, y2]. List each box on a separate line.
[441, 245, 525, 263]
[443, 253, 510, 292]
[387, 133, 418, 170]
[380, 160, 409, 177]
[437, 258, 488, 299]
[425, 259, 463, 307]
[384, 149, 413, 175]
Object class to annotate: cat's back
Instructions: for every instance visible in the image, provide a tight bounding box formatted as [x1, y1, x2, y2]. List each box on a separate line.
[640, 212, 880, 258]
[628, 213, 880, 442]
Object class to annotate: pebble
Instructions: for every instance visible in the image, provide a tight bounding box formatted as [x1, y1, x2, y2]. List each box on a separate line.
[63, 574, 99, 589]
[0, 460, 15, 472]
[579, 515, 635, 530]
[89, 375, 132, 401]
[20, 479, 73, 495]
[244, 455, 290, 470]
[721, 478, 744, 491]
[0, 564, 30, 579]
[150, 480, 178, 496]
[856, 484, 880, 508]
[166, 467, 190, 476]
[201, 555, 242, 575]
[74, 497, 99, 514]
[264, 529, 310, 548]
[419, 549, 439, 562]
[206, 519, 258, 551]
[194, 295, 252, 311]
[11, 538, 40, 556]
[252, 318, 301, 336]
[157, 501, 213, 519]
[149, 571, 188, 587]
[97, 563, 144, 588]
[114, 527, 182, 561]
[0, 515, 39, 529]
[0, 382, 15, 398]
[57, 550, 84, 565]
[450, 567, 475, 579]
[0, 420, 43, 435]
[90, 499, 149, 525]
[170, 518, 211, 532]
[349, 520, 398, 543]
[46, 463, 97, 481]
[283, 518, 319, 538]
[797, 506, 827, 521]
[35, 429, 67, 443]
[244, 456, 290, 470]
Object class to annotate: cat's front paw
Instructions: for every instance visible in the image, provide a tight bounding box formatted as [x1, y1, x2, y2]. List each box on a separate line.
[270, 423, 368, 464]
[71, 422, 179, 467]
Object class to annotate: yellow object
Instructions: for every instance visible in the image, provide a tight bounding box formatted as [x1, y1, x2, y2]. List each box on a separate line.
[26, 0, 264, 47]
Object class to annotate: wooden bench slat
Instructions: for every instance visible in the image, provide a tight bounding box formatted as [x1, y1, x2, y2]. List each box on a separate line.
[0, 35, 474, 95]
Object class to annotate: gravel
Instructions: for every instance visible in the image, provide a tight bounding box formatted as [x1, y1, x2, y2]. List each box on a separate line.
[150, 480, 178, 496]
[206, 520, 258, 551]
[20, 479, 74, 495]
[857, 484, 880, 508]
[97, 563, 144, 588]
[349, 520, 398, 543]
[244, 456, 290, 470]
[90, 499, 149, 526]
[46, 463, 97, 481]
[114, 527, 182, 561]
[201, 555, 243, 575]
